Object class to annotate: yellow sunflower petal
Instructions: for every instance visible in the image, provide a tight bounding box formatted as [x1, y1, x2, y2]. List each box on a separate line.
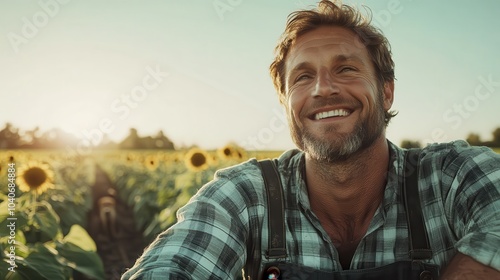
[16, 161, 55, 195]
[184, 148, 209, 172]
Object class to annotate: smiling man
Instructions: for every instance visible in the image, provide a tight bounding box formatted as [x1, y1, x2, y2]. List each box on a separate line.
[122, 1, 500, 279]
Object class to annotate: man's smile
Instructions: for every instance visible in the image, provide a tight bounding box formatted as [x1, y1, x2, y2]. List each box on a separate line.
[313, 108, 352, 120]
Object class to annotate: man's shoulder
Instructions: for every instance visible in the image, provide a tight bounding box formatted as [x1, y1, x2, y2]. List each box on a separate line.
[421, 140, 499, 163]
[414, 140, 500, 179]
[388, 139, 499, 177]
[423, 139, 487, 153]
[200, 149, 303, 196]
[214, 149, 303, 179]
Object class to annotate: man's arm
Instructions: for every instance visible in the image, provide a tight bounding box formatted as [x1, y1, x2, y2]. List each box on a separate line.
[436, 144, 500, 278]
[440, 253, 500, 280]
[121, 164, 267, 279]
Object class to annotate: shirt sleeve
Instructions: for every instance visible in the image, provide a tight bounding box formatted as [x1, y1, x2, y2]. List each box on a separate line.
[442, 142, 500, 270]
[121, 163, 265, 279]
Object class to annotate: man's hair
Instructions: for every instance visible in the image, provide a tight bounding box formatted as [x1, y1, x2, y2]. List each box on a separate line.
[269, 0, 397, 125]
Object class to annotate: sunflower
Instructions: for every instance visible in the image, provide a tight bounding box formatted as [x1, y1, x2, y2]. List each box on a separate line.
[184, 147, 209, 172]
[171, 152, 182, 163]
[125, 152, 139, 163]
[144, 154, 160, 171]
[232, 146, 248, 161]
[3, 151, 27, 163]
[0, 162, 5, 181]
[17, 161, 55, 195]
[217, 143, 248, 162]
[217, 144, 235, 160]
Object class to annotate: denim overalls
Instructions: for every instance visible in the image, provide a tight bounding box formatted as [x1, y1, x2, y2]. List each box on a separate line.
[256, 149, 440, 280]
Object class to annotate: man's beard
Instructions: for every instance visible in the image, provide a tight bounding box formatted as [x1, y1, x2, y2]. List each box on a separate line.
[289, 92, 386, 163]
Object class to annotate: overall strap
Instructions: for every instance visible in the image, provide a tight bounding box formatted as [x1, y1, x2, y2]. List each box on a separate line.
[403, 148, 433, 260]
[258, 159, 287, 259]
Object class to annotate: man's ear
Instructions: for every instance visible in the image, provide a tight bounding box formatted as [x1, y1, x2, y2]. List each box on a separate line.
[383, 80, 394, 111]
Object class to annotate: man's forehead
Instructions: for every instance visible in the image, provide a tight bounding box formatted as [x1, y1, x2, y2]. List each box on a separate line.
[290, 26, 365, 55]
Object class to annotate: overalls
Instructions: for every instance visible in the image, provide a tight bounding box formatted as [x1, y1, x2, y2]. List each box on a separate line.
[256, 149, 440, 280]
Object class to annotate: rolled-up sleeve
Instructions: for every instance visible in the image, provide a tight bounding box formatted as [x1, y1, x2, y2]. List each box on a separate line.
[445, 144, 500, 270]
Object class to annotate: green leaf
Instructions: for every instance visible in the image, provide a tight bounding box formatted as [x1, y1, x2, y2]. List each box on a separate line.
[56, 242, 105, 280]
[0, 214, 28, 245]
[31, 203, 60, 241]
[2, 258, 37, 280]
[50, 196, 88, 235]
[15, 230, 26, 246]
[62, 224, 96, 252]
[0, 199, 10, 222]
[20, 243, 69, 280]
[0, 256, 10, 278]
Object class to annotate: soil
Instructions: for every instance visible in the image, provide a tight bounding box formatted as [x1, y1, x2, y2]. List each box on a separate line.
[86, 166, 147, 280]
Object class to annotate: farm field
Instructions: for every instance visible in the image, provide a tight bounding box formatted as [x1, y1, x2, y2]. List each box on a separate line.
[0, 145, 282, 279]
[1, 145, 499, 279]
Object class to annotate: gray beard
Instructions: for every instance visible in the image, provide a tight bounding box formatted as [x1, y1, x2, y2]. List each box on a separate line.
[290, 105, 385, 163]
[302, 122, 364, 162]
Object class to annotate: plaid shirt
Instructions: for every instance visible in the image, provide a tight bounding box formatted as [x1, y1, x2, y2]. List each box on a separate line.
[121, 140, 500, 279]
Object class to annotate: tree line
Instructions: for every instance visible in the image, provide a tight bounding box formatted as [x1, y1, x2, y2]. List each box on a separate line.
[0, 123, 174, 150]
[1, 122, 499, 150]
[400, 127, 500, 149]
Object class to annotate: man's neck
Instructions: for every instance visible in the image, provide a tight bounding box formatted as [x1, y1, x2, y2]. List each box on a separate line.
[304, 136, 390, 224]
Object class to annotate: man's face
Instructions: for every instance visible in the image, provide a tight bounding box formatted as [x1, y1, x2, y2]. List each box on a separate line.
[284, 26, 394, 162]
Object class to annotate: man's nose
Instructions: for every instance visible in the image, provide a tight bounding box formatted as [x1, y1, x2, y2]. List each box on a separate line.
[312, 69, 340, 97]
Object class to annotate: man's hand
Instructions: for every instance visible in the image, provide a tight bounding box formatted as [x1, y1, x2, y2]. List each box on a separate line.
[441, 252, 500, 279]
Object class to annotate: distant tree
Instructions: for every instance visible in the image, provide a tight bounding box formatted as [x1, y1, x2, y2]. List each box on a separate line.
[492, 127, 500, 146]
[119, 128, 141, 149]
[0, 123, 177, 149]
[466, 133, 482, 146]
[0, 123, 21, 148]
[154, 130, 175, 149]
[400, 140, 422, 149]
[118, 128, 175, 149]
[98, 134, 118, 149]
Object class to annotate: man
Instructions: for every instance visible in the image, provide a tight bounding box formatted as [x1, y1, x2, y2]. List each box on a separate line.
[122, 1, 500, 279]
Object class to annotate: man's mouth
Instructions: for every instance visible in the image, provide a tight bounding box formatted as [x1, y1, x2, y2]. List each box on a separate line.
[314, 109, 351, 120]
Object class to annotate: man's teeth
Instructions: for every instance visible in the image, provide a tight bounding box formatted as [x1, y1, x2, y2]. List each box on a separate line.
[314, 109, 350, 120]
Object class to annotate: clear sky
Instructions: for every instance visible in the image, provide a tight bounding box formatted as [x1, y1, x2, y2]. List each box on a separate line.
[1, 0, 499, 150]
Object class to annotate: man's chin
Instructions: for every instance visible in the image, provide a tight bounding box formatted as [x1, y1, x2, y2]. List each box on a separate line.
[302, 135, 363, 163]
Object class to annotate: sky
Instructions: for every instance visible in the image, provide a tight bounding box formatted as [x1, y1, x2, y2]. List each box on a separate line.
[1, 0, 499, 150]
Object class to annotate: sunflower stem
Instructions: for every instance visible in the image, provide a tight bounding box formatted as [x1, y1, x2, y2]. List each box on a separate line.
[29, 192, 38, 217]
[196, 172, 201, 186]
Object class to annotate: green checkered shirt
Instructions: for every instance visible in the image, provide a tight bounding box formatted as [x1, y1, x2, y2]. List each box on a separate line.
[122, 140, 500, 279]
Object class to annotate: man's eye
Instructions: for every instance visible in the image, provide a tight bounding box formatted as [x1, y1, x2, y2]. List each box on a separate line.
[339, 66, 356, 73]
[296, 74, 312, 82]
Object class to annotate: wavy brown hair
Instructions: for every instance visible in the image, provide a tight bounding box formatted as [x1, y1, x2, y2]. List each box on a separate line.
[269, 0, 397, 125]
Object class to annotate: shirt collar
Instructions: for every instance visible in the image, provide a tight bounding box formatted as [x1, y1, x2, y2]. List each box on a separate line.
[288, 141, 405, 213]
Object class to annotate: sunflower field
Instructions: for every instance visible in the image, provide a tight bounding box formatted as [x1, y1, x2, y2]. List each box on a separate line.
[0, 144, 282, 280]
